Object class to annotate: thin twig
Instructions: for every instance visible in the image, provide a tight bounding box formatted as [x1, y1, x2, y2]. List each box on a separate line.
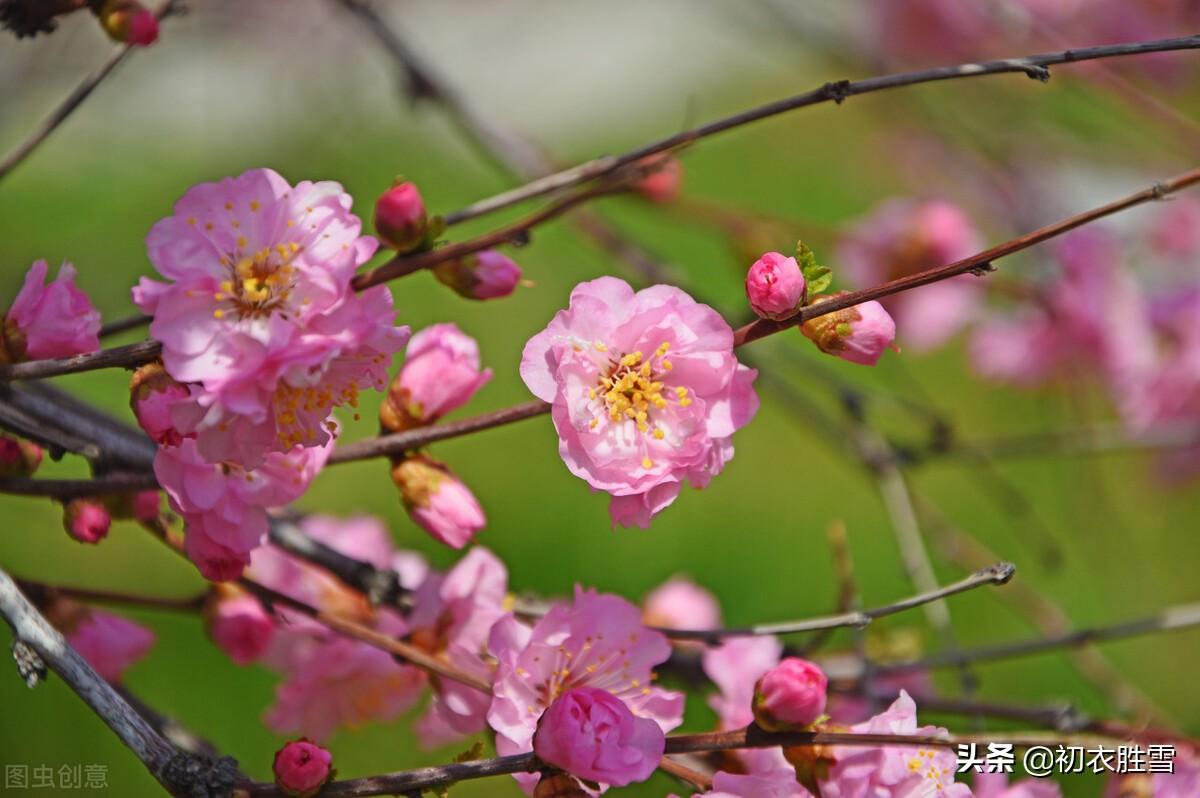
[0, 339, 162, 382]
[0, 471, 158, 497]
[14, 579, 205, 614]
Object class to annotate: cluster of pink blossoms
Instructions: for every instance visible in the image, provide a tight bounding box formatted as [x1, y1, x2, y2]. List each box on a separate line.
[521, 277, 759, 527]
[132, 168, 409, 577]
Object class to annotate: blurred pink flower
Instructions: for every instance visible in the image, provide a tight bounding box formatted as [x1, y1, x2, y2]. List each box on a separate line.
[4, 260, 100, 361]
[68, 611, 155, 682]
[643, 576, 722, 632]
[746, 252, 806, 321]
[866, 0, 996, 65]
[385, 323, 492, 429]
[682, 769, 808, 798]
[487, 587, 684, 792]
[838, 198, 983, 351]
[521, 277, 758, 527]
[635, 156, 683, 203]
[1104, 745, 1200, 798]
[135, 168, 408, 468]
[534, 687, 665, 787]
[825, 669, 935, 725]
[968, 312, 1061, 387]
[975, 771, 1062, 798]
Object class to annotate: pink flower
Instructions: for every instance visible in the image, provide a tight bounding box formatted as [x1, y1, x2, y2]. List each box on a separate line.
[521, 277, 759, 528]
[746, 252, 806, 321]
[3, 260, 100, 361]
[817, 691, 971, 798]
[63, 499, 111, 544]
[0, 436, 41, 477]
[1149, 195, 1200, 261]
[1104, 745, 1200, 798]
[391, 454, 486, 549]
[135, 168, 409, 468]
[129, 362, 192, 446]
[68, 611, 155, 682]
[838, 199, 982, 351]
[534, 687, 666, 787]
[643, 576, 721, 632]
[205, 587, 275, 666]
[434, 249, 523, 300]
[975, 772, 1062, 798]
[753, 657, 828, 730]
[684, 769, 808, 798]
[636, 157, 683, 204]
[98, 0, 158, 45]
[409, 547, 508, 747]
[382, 323, 492, 430]
[968, 313, 1061, 387]
[825, 670, 935, 725]
[374, 181, 428, 252]
[265, 637, 425, 742]
[487, 587, 684, 792]
[272, 739, 333, 798]
[866, 0, 996, 66]
[703, 636, 790, 775]
[800, 295, 897, 366]
[154, 436, 333, 580]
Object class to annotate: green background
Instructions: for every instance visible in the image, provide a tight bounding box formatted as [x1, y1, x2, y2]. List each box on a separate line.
[1, 6, 1198, 796]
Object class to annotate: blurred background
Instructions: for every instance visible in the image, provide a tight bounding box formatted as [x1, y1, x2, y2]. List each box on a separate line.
[1, 1, 1199, 795]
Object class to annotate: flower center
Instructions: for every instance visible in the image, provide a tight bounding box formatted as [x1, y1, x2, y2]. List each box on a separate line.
[212, 240, 303, 320]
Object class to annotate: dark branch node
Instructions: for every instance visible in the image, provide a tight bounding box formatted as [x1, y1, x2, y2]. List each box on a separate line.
[822, 79, 852, 104]
[158, 752, 240, 798]
[968, 261, 997, 276]
[11, 639, 47, 688]
[1023, 64, 1052, 82]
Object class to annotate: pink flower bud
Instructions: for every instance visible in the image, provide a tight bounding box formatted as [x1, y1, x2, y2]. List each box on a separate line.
[380, 323, 492, 432]
[433, 249, 522, 301]
[98, 0, 158, 46]
[752, 657, 828, 730]
[390, 454, 485, 549]
[3, 260, 100, 361]
[0, 436, 42, 478]
[130, 362, 191, 446]
[63, 499, 111, 544]
[205, 586, 274, 666]
[746, 252, 806, 321]
[800, 293, 897, 366]
[272, 739, 333, 798]
[374, 181, 428, 252]
[635, 156, 683, 203]
[533, 687, 665, 787]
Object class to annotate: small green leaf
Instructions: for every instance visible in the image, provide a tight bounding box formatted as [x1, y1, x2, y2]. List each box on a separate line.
[795, 239, 833, 298]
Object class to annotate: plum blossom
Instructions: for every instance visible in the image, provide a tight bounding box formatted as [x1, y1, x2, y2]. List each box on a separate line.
[380, 323, 492, 431]
[67, 611, 155, 682]
[975, 771, 1061, 798]
[838, 198, 983, 351]
[679, 769, 808, 798]
[642, 576, 721, 633]
[3, 260, 100, 361]
[154, 436, 333, 580]
[205, 585, 275, 666]
[390, 454, 486, 548]
[800, 295, 897, 366]
[273, 739, 333, 798]
[533, 687, 665, 787]
[703, 635, 791, 775]
[135, 168, 408, 468]
[1105, 745, 1199, 798]
[487, 587, 684, 792]
[521, 277, 758, 528]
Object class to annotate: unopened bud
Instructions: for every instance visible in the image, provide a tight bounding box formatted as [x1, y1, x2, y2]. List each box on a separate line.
[433, 249, 521, 301]
[746, 252, 806, 321]
[800, 293, 897, 366]
[752, 657, 828, 731]
[0, 436, 42, 477]
[204, 584, 274, 666]
[374, 180, 429, 252]
[97, 0, 158, 46]
[380, 323, 491, 432]
[130, 362, 190, 445]
[390, 454, 485, 549]
[272, 738, 333, 798]
[63, 499, 111, 544]
[634, 156, 683, 203]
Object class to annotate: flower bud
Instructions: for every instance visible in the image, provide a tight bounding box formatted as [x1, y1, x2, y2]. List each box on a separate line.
[390, 454, 485, 549]
[380, 323, 492, 432]
[800, 293, 897, 366]
[746, 252, 806, 321]
[272, 739, 333, 798]
[635, 156, 683, 203]
[0, 436, 42, 478]
[433, 250, 521, 301]
[63, 499, 111, 544]
[130, 362, 190, 446]
[374, 180, 428, 252]
[753, 657, 828, 730]
[204, 584, 274, 666]
[97, 0, 158, 46]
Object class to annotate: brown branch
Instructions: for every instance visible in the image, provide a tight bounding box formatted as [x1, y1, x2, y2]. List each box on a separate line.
[0, 0, 179, 183]
[439, 36, 1200, 225]
[0, 471, 158, 497]
[14, 579, 205, 614]
[0, 339, 162, 382]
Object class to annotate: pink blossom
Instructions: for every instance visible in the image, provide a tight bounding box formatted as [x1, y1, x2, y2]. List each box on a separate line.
[817, 691, 971, 798]
[382, 323, 492, 430]
[374, 181, 428, 252]
[434, 249, 523, 300]
[1149, 195, 1200, 261]
[63, 499, 111, 544]
[746, 252, 806, 321]
[521, 277, 758, 528]
[265, 637, 425, 742]
[838, 199, 983, 351]
[4, 260, 100, 361]
[753, 657, 828, 730]
[800, 295, 897, 366]
[866, 0, 996, 65]
[391, 455, 486, 549]
[683, 769, 808, 798]
[409, 547, 508, 747]
[0, 436, 41, 477]
[534, 687, 665, 787]
[1104, 745, 1200, 798]
[975, 772, 1061, 798]
[272, 739, 333, 798]
[154, 436, 333, 580]
[130, 362, 192, 446]
[643, 576, 721, 632]
[703, 635, 790, 775]
[636, 157, 683, 203]
[205, 587, 275, 666]
[135, 168, 408, 468]
[487, 587, 684, 792]
[968, 312, 1060, 387]
[826, 669, 935, 725]
[68, 611, 155, 682]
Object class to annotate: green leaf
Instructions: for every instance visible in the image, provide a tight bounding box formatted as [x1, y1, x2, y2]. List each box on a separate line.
[795, 239, 832, 298]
